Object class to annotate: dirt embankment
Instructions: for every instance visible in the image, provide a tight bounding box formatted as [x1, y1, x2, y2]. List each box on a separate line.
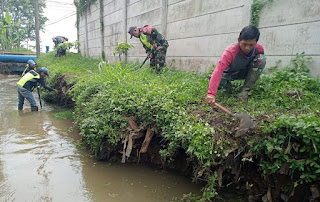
[0, 62, 25, 75]
[48, 75, 320, 202]
[44, 74, 75, 108]
[0, 63, 10, 74]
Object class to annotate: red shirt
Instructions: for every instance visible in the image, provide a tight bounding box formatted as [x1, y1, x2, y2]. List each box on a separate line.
[207, 43, 264, 97]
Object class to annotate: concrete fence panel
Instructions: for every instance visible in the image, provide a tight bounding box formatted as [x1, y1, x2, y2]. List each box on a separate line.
[78, 0, 320, 76]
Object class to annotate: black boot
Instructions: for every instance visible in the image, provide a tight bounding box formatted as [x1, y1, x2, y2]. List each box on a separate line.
[31, 106, 39, 111]
[240, 68, 261, 101]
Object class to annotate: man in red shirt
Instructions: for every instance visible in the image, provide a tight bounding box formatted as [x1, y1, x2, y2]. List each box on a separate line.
[206, 25, 266, 103]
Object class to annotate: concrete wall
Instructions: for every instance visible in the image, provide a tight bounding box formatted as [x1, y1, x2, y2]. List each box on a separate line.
[103, 0, 126, 61]
[78, 0, 320, 76]
[165, 0, 251, 73]
[258, 0, 320, 76]
[126, 0, 164, 63]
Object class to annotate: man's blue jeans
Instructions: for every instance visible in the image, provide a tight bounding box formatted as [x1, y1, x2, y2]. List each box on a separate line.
[17, 86, 37, 109]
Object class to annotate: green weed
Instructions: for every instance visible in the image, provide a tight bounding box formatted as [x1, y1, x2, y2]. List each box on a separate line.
[52, 110, 74, 119]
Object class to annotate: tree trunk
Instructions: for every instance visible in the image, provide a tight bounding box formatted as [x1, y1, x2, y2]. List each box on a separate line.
[34, 0, 40, 57]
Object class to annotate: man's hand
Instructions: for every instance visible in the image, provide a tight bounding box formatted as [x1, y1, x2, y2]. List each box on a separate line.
[53, 89, 59, 94]
[206, 95, 216, 104]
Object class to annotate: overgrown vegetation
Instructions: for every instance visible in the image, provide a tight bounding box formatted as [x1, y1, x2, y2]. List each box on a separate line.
[74, 0, 98, 15]
[37, 51, 320, 201]
[253, 113, 320, 185]
[53, 109, 74, 120]
[250, 0, 274, 27]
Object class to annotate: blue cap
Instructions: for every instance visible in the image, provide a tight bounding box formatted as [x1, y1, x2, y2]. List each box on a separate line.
[39, 67, 49, 76]
[128, 26, 137, 39]
[27, 59, 36, 66]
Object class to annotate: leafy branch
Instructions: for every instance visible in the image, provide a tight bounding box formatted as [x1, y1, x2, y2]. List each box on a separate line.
[113, 41, 134, 63]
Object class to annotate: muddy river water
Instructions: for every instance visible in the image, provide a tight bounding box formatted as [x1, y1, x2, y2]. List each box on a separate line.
[0, 74, 203, 202]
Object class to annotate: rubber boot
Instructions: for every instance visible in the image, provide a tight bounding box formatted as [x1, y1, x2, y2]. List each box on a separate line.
[223, 81, 232, 94]
[31, 106, 39, 111]
[240, 68, 261, 101]
[18, 106, 23, 110]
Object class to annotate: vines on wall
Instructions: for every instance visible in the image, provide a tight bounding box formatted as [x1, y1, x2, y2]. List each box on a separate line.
[74, 0, 98, 16]
[99, 0, 105, 60]
[250, 0, 274, 27]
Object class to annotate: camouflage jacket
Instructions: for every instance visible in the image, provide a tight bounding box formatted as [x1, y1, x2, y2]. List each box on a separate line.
[139, 27, 169, 53]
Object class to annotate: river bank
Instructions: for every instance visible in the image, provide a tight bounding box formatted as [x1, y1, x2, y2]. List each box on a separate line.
[0, 74, 206, 201]
[33, 52, 320, 201]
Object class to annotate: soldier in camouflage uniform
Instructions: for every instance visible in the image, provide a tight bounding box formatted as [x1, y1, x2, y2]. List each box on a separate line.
[52, 36, 68, 48]
[128, 26, 169, 73]
[52, 36, 68, 57]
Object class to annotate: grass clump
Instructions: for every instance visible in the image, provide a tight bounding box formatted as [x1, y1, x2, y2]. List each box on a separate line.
[52, 109, 74, 119]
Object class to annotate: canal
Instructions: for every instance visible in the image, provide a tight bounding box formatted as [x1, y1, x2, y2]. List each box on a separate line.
[0, 74, 202, 201]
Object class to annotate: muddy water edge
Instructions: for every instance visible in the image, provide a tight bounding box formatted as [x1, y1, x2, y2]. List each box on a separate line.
[0, 74, 208, 201]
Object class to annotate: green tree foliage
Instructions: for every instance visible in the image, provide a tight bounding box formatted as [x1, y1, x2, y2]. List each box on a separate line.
[0, 0, 48, 51]
[0, 9, 11, 50]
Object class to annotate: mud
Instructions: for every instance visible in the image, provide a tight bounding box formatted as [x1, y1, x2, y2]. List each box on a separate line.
[42, 74, 75, 108]
[0, 62, 25, 74]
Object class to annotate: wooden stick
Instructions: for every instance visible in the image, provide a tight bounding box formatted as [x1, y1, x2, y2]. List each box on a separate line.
[213, 102, 233, 115]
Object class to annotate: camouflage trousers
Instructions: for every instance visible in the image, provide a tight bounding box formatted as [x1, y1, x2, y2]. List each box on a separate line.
[55, 43, 67, 57]
[150, 46, 168, 73]
[218, 54, 266, 89]
[56, 48, 66, 57]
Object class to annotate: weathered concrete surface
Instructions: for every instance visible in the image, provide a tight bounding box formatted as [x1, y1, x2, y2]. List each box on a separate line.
[78, 0, 320, 77]
[166, 0, 246, 24]
[258, 0, 320, 76]
[87, 1, 101, 57]
[165, 0, 250, 74]
[103, 0, 125, 62]
[78, 15, 87, 56]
